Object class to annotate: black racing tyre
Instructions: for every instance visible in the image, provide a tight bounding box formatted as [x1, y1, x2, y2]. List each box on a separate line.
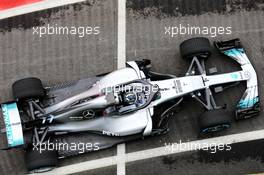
[12, 77, 45, 100]
[25, 148, 58, 173]
[180, 37, 212, 60]
[198, 109, 231, 133]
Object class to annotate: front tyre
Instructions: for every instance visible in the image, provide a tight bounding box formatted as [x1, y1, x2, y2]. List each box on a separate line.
[12, 77, 45, 100]
[180, 37, 212, 60]
[198, 109, 231, 134]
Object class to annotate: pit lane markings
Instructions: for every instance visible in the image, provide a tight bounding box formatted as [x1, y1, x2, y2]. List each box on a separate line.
[117, 0, 127, 174]
[0, 0, 87, 20]
[117, 143, 126, 175]
[117, 0, 127, 69]
[33, 129, 264, 175]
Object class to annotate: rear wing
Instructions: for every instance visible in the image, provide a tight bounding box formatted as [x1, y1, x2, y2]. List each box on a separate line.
[214, 39, 260, 119]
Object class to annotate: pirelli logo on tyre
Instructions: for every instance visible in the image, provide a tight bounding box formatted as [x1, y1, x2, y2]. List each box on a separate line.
[174, 80, 183, 94]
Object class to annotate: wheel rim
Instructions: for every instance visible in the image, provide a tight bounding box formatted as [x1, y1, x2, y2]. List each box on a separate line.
[202, 124, 230, 133]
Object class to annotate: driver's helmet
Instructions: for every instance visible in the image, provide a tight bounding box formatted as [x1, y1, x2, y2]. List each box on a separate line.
[123, 92, 137, 104]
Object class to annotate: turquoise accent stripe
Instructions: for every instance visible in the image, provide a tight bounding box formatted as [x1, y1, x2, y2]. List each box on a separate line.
[238, 96, 259, 109]
[1, 103, 24, 147]
[223, 48, 244, 57]
[230, 73, 239, 80]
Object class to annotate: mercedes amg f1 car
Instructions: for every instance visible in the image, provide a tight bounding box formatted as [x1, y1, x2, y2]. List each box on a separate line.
[0, 38, 260, 173]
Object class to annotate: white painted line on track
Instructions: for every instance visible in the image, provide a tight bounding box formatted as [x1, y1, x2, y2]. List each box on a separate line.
[125, 129, 264, 162]
[31, 156, 118, 175]
[35, 129, 264, 175]
[117, 0, 126, 69]
[117, 143, 126, 175]
[117, 0, 127, 175]
[0, 0, 87, 20]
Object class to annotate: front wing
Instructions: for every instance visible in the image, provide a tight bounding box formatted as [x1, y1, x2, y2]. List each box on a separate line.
[215, 39, 260, 119]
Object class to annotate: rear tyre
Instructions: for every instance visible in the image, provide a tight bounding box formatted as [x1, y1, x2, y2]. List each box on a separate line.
[12, 77, 45, 100]
[180, 37, 212, 60]
[198, 109, 231, 134]
[25, 148, 58, 173]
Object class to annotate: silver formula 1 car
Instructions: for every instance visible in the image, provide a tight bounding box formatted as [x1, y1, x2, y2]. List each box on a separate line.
[0, 38, 260, 173]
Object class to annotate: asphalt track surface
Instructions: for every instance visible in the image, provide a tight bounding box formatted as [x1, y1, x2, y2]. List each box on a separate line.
[0, 1, 117, 174]
[0, 0, 264, 174]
